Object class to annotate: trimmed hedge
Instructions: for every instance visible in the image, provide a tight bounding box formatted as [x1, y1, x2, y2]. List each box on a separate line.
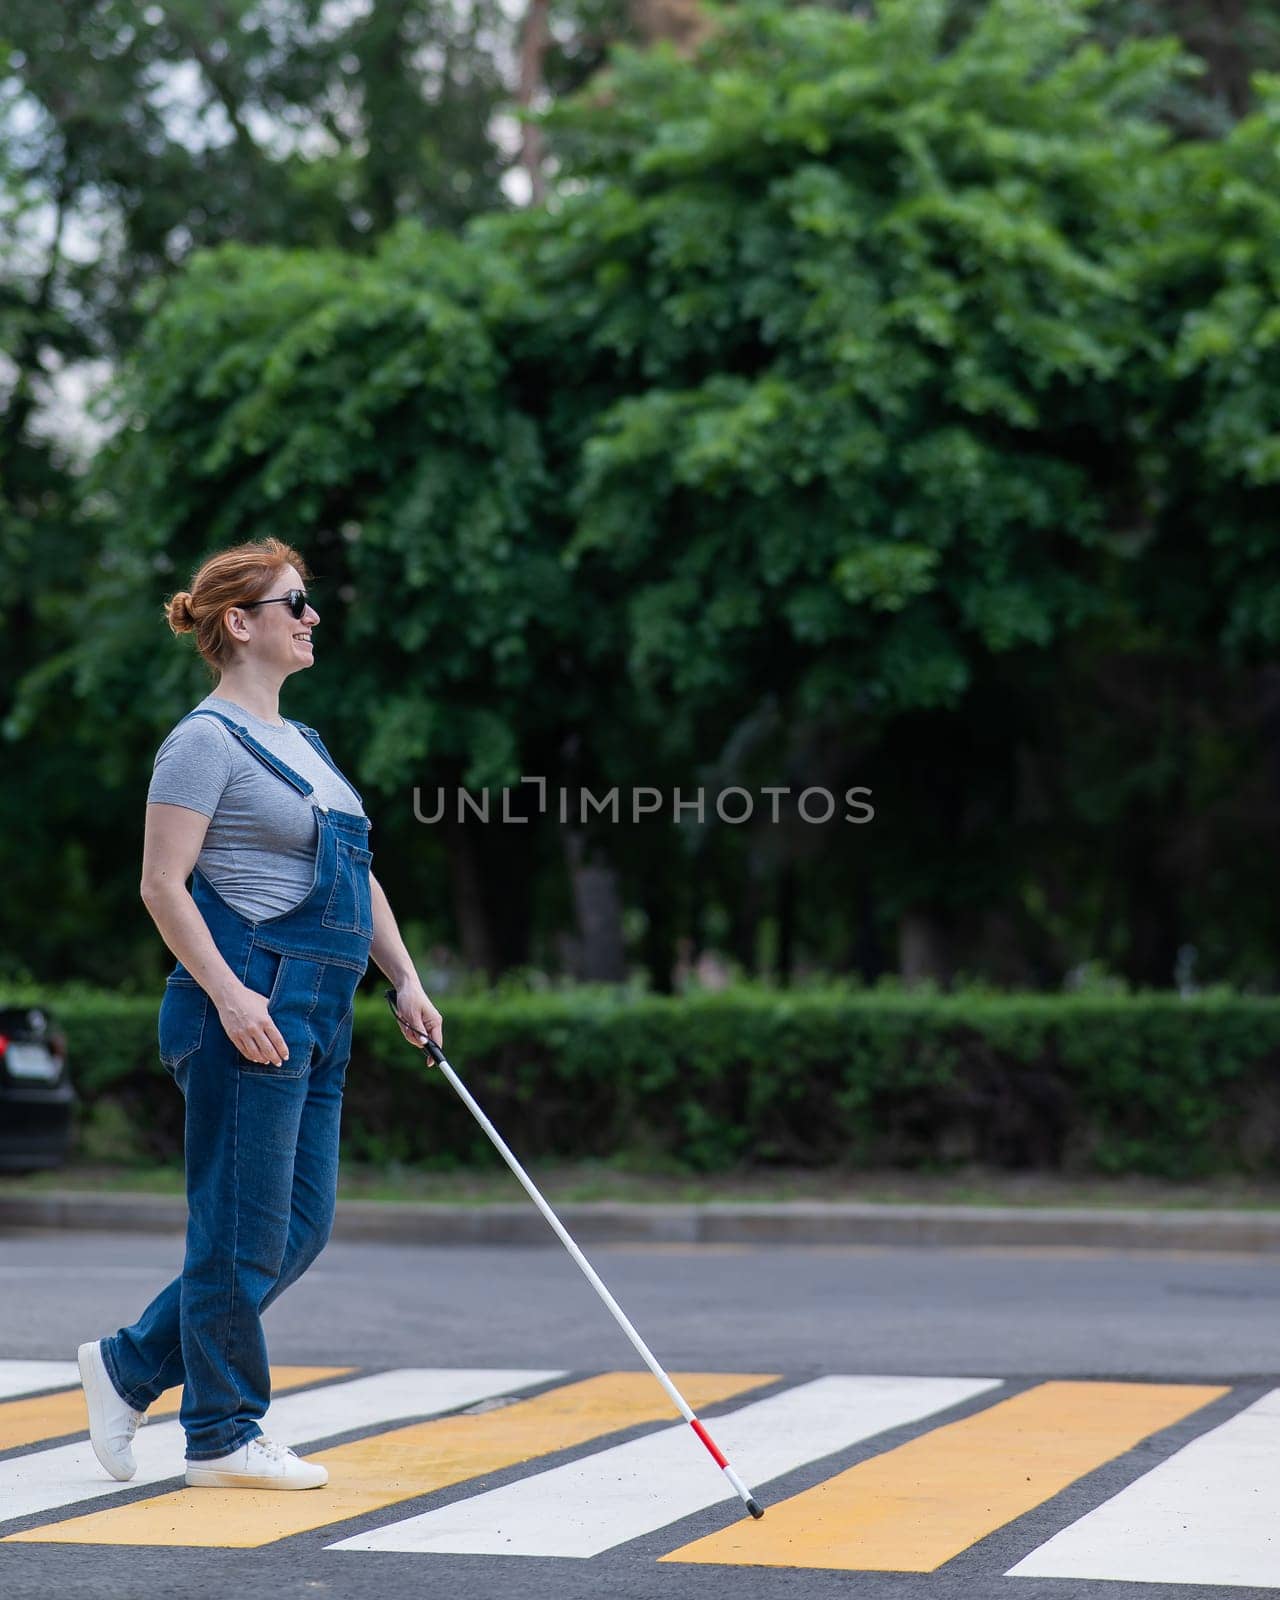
[7, 986, 1280, 1177]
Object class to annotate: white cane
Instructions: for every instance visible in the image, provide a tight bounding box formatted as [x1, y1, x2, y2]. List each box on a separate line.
[385, 991, 765, 1520]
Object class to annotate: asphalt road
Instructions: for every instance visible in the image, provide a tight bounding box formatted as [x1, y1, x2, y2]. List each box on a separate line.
[5, 1228, 1280, 1377]
[3, 1229, 1280, 1600]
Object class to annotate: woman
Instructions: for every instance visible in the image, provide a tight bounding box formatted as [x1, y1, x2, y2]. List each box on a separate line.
[77, 537, 443, 1491]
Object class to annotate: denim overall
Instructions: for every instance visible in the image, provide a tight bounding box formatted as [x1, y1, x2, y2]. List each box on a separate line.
[102, 708, 373, 1460]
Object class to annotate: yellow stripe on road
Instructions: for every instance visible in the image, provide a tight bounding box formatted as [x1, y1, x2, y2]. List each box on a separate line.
[6, 1371, 773, 1548]
[663, 1380, 1227, 1571]
[0, 1367, 352, 1456]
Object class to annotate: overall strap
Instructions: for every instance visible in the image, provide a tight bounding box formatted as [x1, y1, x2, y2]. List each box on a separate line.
[183, 707, 314, 798]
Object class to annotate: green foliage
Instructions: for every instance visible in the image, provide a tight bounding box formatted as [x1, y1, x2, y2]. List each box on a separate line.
[18, 230, 571, 794]
[0, 0, 516, 986]
[1145, 79, 1280, 658]
[0, 0, 510, 346]
[8, 0, 1280, 993]
[12, 982, 1280, 1178]
[488, 0, 1184, 733]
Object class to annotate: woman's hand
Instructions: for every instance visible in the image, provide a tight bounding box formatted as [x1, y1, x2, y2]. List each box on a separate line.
[392, 977, 444, 1060]
[216, 980, 291, 1067]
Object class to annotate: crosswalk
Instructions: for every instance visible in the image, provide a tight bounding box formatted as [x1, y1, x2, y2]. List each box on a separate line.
[332, 1376, 996, 1558]
[0, 1361, 1272, 1585]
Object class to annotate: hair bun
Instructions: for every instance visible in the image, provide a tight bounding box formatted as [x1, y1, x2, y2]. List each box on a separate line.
[166, 590, 196, 634]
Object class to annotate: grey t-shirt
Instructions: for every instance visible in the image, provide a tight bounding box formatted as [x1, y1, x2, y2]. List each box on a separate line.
[147, 693, 366, 922]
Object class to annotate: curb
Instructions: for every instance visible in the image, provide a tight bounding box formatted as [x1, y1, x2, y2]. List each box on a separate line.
[4, 1190, 1280, 1251]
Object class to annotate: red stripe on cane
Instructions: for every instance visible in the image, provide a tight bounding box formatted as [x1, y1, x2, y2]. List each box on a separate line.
[690, 1417, 728, 1469]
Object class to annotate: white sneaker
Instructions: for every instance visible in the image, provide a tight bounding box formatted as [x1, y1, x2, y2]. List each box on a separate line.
[185, 1436, 328, 1490]
[77, 1339, 148, 1482]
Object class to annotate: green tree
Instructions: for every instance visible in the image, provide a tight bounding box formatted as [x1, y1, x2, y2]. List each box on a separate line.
[0, 0, 511, 982]
[481, 0, 1186, 979]
[14, 0, 1280, 992]
[12, 228, 585, 980]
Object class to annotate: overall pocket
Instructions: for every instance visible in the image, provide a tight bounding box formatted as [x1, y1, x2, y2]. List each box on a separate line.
[234, 945, 315, 1079]
[321, 840, 374, 937]
[158, 976, 209, 1071]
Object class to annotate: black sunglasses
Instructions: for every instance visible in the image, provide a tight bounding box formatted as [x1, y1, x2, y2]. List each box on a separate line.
[239, 587, 312, 620]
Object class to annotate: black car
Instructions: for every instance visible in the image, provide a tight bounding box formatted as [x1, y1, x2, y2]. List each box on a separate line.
[0, 1005, 73, 1171]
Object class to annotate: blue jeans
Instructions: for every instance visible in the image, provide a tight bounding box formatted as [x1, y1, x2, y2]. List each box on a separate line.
[103, 709, 373, 1459]
[102, 954, 356, 1459]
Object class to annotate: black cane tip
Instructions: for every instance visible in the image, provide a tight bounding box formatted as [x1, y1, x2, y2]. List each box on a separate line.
[746, 1498, 764, 1520]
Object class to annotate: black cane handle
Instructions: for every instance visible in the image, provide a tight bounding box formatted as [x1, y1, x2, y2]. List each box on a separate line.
[384, 988, 446, 1064]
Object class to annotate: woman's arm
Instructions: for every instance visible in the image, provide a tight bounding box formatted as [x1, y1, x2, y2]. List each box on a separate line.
[140, 802, 290, 1067]
[369, 872, 444, 1052]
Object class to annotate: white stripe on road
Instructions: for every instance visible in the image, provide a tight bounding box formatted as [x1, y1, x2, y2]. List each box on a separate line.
[330, 1373, 1001, 1558]
[0, 1363, 79, 1400]
[1008, 1388, 1280, 1588]
[0, 1368, 559, 1526]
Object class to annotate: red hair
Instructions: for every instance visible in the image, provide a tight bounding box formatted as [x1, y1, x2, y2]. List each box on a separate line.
[164, 537, 312, 680]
